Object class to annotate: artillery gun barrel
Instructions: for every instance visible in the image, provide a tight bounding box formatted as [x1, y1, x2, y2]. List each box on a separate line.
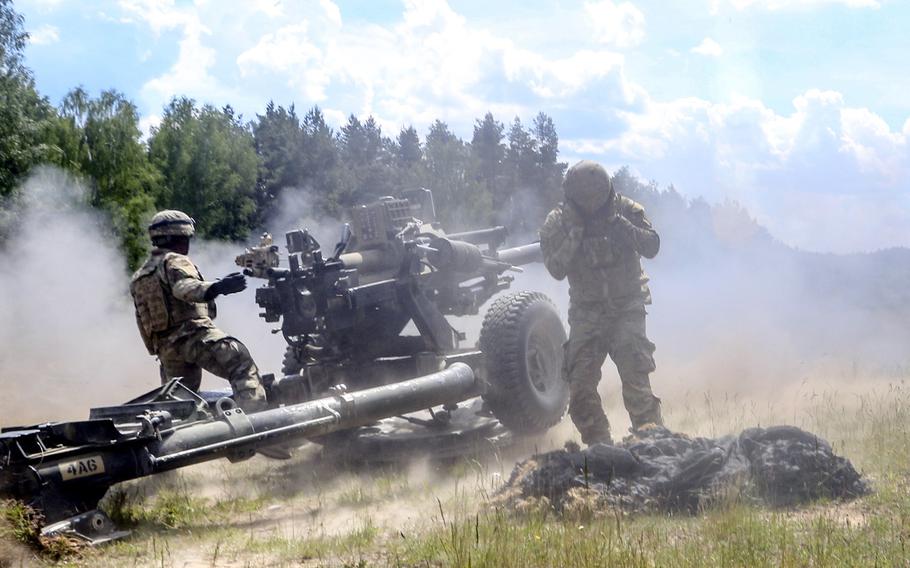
[338, 249, 392, 272]
[447, 226, 507, 246]
[149, 362, 477, 471]
[496, 243, 542, 266]
[0, 364, 478, 530]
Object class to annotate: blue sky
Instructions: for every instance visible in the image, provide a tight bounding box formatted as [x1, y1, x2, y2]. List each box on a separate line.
[16, 0, 910, 253]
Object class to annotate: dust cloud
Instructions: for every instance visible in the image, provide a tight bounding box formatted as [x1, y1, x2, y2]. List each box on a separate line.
[0, 168, 157, 424]
[1, 170, 908, 439]
[0, 176, 328, 426]
[559, 194, 910, 435]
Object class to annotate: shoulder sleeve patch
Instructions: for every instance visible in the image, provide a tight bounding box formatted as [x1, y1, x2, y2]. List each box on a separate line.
[163, 253, 201, 279]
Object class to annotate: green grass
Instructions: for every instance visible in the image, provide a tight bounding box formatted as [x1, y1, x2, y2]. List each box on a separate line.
[336, 472, 416, 508]
[384, 498, 910, 567]
[5, 378, 910, 566]
[102, 482, 267, 531]
[0, 499, 84, 562]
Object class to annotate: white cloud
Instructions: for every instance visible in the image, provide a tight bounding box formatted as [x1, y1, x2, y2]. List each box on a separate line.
[111, 0, 908, 252]
[319, 0, 342, 26]
[234, 0, 641, 129]
[117, 0, 203, 36]
[691, 37, 723, 57]
[503, 48, 634, 100]
[711, 0, 880, 12]
[566, 88, 909, 251]
[583, 1, 646, 48]
[252, 0, 285, 18]
[138, 113, 161, 140]
[237, 23, 328, 100]
[117, 0, 252, 114]
[142, 32, 221, 105]
[19, 0, 65, 12]
[28, 24, 59, 45]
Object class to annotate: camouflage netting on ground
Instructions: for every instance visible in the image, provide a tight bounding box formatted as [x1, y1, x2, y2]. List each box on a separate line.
[499, 426, 869, 514]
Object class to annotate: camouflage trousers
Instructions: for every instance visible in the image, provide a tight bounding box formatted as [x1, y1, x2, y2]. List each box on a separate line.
[564, 303, 662, 444]
[157, 326, 268, 412]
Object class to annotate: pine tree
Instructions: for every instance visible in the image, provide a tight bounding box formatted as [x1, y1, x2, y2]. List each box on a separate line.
[148, 98, 258, 241]
[394, 125, 422, 167]
[299, 106, 343, 215]
[252, 101, 303, 218]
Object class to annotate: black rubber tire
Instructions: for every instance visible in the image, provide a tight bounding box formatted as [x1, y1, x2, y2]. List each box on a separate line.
[479, 291, 568, 434]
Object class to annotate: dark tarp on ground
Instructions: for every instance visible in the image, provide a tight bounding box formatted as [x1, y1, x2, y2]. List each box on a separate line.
[500, 426, 868, 513]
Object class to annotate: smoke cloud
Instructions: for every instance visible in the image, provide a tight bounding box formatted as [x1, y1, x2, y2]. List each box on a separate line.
[1, 171, 908, 438]
[0, 168, 157, 424]
[0, 177, 329, 425]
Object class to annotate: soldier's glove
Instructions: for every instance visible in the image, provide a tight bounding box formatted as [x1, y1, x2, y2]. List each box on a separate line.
[560, 203, 585, 253]
[609, 215, 637, 250]
[205, 272, 247, 300]
[562, 201, 585, 228]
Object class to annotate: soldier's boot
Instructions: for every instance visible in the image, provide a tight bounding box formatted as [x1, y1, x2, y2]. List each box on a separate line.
[581, 425, 613, 446]
[629, 405, 663, 431]
[621, 375, 662, 431]
[218, 342, 294, 461]
[233, 385, 268, 413]
[233, 387, 294, 460]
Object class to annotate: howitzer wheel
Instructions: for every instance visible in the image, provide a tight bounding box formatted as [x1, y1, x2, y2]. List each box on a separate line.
[479, 291, 568, 433]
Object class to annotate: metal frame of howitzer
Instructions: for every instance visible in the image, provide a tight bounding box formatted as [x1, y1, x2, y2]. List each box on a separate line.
[0, 364, 478, 544]
[239, 189, 547, 412]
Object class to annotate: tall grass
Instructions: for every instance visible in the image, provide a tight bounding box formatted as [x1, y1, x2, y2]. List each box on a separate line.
[7, 379, 909, 566]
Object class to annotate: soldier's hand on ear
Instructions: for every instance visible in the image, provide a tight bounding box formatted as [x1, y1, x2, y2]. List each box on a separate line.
[562, 200, 585, 227]
[562, 202, 587, 245]
[610, 214, 638, 248]
[611, 213, 633, 231]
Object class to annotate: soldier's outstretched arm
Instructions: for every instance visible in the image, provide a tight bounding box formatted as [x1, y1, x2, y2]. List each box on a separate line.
[614, 204, 660, 259]
[165, 255, 214, 303]
[539, 205, 583, 280]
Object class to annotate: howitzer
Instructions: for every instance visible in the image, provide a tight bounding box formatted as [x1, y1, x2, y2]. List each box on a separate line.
[234, 189, 565, 440]
[0, 365, 477, 543]
[0, 190, 566, 543]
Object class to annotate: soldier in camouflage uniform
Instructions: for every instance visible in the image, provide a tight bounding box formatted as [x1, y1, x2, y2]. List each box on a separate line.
[130, 210, 269, 413]
[539, 161, 663, 445]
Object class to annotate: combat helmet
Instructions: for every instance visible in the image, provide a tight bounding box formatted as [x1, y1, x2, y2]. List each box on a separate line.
[563, 160, 613, 210]
[148, 210, 196, 239]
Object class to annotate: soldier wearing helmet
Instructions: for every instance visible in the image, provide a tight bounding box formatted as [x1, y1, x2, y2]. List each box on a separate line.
[130, 210, 269, 414]
[539, 160, 663, 445]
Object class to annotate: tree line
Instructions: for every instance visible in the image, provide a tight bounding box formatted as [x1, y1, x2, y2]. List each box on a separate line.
[0, 1, 571, 270]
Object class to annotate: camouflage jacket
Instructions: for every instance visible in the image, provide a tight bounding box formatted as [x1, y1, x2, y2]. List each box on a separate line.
[130, 249, 217, 354]
[539, 194, 659, 310]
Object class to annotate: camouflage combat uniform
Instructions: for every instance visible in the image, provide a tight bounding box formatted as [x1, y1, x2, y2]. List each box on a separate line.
[130, 249, 267, 411]
[540, 193, 662, 444]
